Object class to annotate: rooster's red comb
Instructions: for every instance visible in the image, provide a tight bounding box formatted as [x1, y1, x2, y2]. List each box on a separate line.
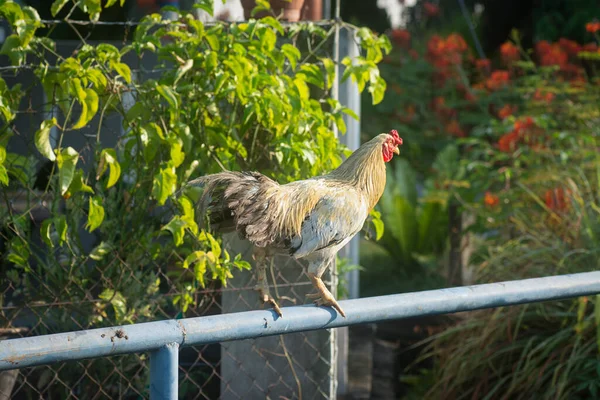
[389, 129, 403, 145]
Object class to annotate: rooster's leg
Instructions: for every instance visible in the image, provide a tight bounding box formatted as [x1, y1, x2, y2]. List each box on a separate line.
[253, 248, 283, 317]
[307, 260, 346, 318]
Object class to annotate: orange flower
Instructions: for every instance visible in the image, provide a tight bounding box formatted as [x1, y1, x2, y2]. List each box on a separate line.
[498, 131, 520, 152]
[533, 88, 555, 103]
[485, 70, 510, 91]
[484, 192, 500, 208]
[391, 29, 411, 49]
[498, 104, 517, 120]
[497, 117, 541, 152]
[586, 21, 600, 33]
[424, 2, 440, 17]
[500, 42, 520, 65]
[446, 33, 468, 53]
[445, 119, 466, 137]
[545, 187, 569, 212]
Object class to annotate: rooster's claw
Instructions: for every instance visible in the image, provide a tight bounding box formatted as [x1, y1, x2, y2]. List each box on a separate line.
[310, 294, 346, 318]
[256, 288, 283, 317]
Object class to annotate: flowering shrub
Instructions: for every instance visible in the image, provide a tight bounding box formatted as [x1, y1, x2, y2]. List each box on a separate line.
[365, 2, 600, 397]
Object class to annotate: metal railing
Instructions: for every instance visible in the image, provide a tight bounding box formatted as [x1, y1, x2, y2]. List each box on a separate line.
[2, 270, 600, 399]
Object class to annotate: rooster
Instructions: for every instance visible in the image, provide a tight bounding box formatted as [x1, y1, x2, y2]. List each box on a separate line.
[187, 130, 403, 317]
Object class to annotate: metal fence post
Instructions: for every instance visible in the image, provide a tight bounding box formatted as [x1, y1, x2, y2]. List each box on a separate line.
[150, 343, 179, 400]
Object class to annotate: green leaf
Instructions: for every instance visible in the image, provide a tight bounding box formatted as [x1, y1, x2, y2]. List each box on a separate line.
[320, 58, 335, 89]
[96, 148, 121, 189]
[192, 0, 214, 16]
[57, 147, 79, 196]
[86, 196, 105, 232]
[204, 33, 220, 51]
[0, 34, 25, 66]
[298, 64, 325, 89]
[72, 88, 99, 129]
[55, 215, 68, 245]
[99, 289, 127, 321]
[51, 0, 70, 16]
[152, 167, 177, 205]
[34, 118, 57, 161]
[370, 210, 385, 240]
[369, 75, 386, 105]
[183, 250, 207, 287]
[156, 84, 179, 109]
[162, 216, 187, 246]
[66, 169, 94, 195]
[260, 16, 284, 34]
[110, 61, 131, 84]
[0, 146, 5, 164]
[282, 44, 301, 70]
[41, 219, 53, 248]
[168, 136, 185, 168]
[90, 241, 113, 260]
[178, 196, 198, 234]
[174, 59, 193, 85]
[0, 165, 7, 186]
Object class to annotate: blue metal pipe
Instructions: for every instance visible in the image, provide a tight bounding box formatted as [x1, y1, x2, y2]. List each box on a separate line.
[2, 271, 600, 371]
[150, 343, 179, 400]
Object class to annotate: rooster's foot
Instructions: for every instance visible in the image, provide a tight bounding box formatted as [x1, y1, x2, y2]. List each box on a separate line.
[311, 292, 346, 318]
[255, 287, 283, 317]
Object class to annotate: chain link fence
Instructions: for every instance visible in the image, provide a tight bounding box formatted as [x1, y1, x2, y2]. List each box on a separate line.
[0, 15, 353, 399]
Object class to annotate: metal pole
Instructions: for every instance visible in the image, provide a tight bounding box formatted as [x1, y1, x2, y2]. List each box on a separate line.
[3, 271, 600, 371]
[150, 343, 179, 400]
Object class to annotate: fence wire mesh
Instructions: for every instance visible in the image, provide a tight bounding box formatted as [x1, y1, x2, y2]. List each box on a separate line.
[0, 15, 346, 399]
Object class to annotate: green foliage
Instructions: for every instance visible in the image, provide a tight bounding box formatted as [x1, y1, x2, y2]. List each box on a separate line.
[0, 0, 388, 329]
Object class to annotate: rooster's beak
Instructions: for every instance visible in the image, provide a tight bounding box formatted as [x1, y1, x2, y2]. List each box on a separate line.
[393, 147, 400, 155]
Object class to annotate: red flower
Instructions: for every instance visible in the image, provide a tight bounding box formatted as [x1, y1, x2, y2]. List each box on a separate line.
[513, 116, 535, 134]
[536, 41, 568, 67]
[484, 192, 500, 208]
[498, 104, 517, 120]
[586, 21, 600, 33]
[533, 88, 555, 103]
[409, 49, 419, 60]
[474, 58, 491, 74]
[391, 29, 411, 49]
[485, 70, 510, 91]
[500, 42, 520, 65]
[582, 43, 599, 52]
[424, 2, 440, 17]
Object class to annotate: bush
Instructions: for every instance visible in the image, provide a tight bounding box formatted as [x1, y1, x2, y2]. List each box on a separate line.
[364, 1, 600, 397]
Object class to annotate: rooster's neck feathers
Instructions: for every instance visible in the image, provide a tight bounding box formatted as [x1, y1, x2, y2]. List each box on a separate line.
[325, 133, 388, 210]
